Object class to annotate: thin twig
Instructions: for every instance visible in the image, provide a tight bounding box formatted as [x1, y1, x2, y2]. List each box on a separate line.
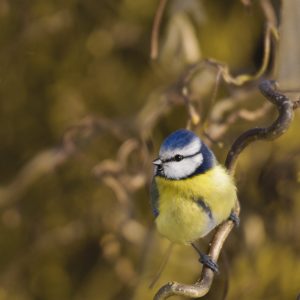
[149, 242, 174, 289]
[204, 22, 277, 86]
[153, 80, 298, 299]
[205, 0, 278, 86]
[150, 0, 169, 60]
[206, 101, 272, 145]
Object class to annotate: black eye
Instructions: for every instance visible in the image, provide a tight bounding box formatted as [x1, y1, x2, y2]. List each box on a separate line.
[174, 154, 184, 162]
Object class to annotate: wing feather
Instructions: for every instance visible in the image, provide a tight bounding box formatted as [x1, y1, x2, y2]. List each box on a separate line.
[150, 179, 159, 217]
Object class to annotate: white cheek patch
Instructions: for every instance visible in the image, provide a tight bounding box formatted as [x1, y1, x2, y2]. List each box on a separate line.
[164, 153, 203, 179]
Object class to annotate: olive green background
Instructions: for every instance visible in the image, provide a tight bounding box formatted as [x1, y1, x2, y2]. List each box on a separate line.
[0, 1, 299, 300]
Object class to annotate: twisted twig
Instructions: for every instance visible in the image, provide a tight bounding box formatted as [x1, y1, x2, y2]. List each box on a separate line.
[150, 0, 278, 86]
[153, 80, 298, 299]
[225, 81, 294, 173]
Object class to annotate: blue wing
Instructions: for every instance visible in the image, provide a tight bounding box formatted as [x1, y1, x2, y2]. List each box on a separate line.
[150, 179, 159, 218]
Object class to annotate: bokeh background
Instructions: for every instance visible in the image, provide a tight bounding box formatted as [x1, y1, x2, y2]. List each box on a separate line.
[0, 0, 299, 299]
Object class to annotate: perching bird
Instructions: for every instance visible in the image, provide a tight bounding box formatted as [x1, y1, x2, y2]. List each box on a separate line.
[151, 129, 238, 272]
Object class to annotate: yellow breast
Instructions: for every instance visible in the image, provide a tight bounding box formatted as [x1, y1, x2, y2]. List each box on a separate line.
[154, 165, 237, 244]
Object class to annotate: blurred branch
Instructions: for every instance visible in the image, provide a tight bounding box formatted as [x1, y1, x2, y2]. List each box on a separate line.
[150, 0, 278, 86]
[260, 0, 277, 27]
[0, 61, 203, 210]
[293, 99, 300, 110]
[206, 0, 278, 85]
[153, 80, 299, 299]
[137, 63, 205, 139]
[146, 0, 279, 140]
[178, 64, 202, 128]
[1, 212, 148, 288]
[205, 23, 277, 86]
[206, 98, 272, 145]
[93, 138, 147, 212]
[1, 137, 150, 284]
[150, 0, 169, 60]
[0, 116, 127, 208]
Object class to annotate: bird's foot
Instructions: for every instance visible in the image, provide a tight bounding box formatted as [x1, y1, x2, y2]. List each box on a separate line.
[191, 243, 219, 273]
[199, 253, 219, 273]
[229, 212, 240, 227]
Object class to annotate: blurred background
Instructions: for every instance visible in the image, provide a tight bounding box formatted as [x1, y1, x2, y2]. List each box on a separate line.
[0, 0, 299, 299]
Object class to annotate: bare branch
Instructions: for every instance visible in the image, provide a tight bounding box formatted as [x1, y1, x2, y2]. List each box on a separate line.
[153, 80, 298, 299]
[225, 81, 295, 173]
[206, 95, 272, 145]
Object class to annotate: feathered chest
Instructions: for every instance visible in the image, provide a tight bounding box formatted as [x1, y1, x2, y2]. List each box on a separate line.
[152, 165, 237, 243]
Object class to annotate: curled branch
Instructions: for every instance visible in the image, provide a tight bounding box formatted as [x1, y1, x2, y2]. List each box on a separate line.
[225, 80, 294, 173]
[150, 0, 278, 86]
[205, 22, 278, 86]
[153, 80, 298, 299]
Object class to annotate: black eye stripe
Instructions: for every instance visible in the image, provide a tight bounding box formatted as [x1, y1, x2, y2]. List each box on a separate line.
[162, 150, 201, 163]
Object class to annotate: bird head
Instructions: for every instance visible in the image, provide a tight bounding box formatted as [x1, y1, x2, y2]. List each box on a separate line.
[153, 129, 215, 180]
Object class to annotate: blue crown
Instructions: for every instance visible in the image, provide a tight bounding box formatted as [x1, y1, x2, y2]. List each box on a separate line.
[161, 129, 199, 151]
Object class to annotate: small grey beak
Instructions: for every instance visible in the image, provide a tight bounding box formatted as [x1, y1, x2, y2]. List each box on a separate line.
[152, 158, 162, 165]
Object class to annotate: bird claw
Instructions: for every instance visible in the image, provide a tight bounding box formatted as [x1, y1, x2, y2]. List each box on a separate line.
[229, 212, 240, 227]
[199, 253, 219, 273]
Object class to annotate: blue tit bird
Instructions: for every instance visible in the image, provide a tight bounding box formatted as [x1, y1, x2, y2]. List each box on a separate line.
[151, 129, 238, 272]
